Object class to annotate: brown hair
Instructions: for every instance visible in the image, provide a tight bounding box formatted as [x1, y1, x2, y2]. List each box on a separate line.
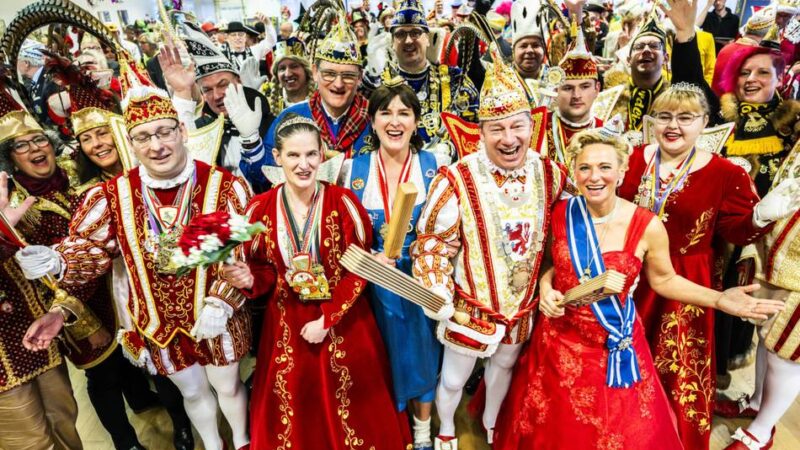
[273, 113, 323, 153]
[368, 83, 425, 152]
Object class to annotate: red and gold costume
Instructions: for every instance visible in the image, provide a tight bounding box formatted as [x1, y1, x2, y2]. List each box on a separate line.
[494, 202, 683, 449]
[544, 111, 603, 165]
[414, 150, 565, 354]
[56, 160, 251, 375]
[243, 183, 411, 449]
[542, 23, 603, 166]
[618, 145, 770, 449]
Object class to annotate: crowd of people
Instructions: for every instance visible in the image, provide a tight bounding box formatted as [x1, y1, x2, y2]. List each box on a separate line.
[2, 0, 800, 449]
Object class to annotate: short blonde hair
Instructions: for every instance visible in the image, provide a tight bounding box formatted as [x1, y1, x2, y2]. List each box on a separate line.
[566, 129, 631, 171]
[651, 85, 709, 116]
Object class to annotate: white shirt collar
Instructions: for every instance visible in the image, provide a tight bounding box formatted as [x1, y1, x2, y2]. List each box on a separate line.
[139, 158, 194, 189]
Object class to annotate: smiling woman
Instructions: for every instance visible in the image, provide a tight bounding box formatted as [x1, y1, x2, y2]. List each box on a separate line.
[234, 113, 413, 449]
[617, 83, 798, 449]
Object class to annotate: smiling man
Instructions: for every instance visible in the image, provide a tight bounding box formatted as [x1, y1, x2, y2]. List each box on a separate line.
[382, 0, 479, 144]
[412, 52, 567, 450]
[510, 0, 547, 95]
[264, 11, 372, 160]
[15, 57, 253, 450]
[545, 28, 603, 166]
[162, 21, 272, 192]
[605, 0, 718, 133]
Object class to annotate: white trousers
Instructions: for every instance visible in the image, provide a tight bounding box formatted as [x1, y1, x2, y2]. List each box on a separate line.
[436, 343, 522, 439]
[168, 362, 249, 450]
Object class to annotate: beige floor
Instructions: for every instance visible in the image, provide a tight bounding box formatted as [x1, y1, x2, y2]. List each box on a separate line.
[70, 357, 800, 450]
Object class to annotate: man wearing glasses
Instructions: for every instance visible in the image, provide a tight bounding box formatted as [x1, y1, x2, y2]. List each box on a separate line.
[378, 0, 479, 145]
[604, 0, 718, 133]
[16, 60, 253, 450]
[161, 21, 273, 193]
[264, 12, 372, 160]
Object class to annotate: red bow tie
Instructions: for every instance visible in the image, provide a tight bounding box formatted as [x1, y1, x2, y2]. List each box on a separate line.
[492, 171, 526, 187]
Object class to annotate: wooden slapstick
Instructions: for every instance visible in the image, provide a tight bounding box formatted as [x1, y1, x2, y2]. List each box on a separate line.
[384, 182, 418, 259]
[557, 270, 627, 307]
[341, 245, 446, 312]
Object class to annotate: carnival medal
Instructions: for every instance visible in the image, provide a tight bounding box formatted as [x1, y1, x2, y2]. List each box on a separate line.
[281, 183, 330, 301]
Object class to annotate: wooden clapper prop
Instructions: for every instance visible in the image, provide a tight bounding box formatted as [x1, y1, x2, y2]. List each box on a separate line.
[556, 270, 627, 307]
[340, 182, 446, 313]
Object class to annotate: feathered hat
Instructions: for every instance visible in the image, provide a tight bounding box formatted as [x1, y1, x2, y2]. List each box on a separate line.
[479, 44, 530, 121]
[511, 0, 544, 47]
[44, 52, 120, 136]
[315, 10, 362, 66]
[391, 0, 429, 31]
[181, 21, 237, 79]
[118, 51, 178, 132]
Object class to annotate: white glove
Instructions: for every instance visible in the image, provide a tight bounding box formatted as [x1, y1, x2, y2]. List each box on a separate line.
[754, 178, 800, 227]
[223, 82, 263, 142]
[190, 297, 233, 340]
[14, 245, 62, 280]
[238, 56, 267, 92]
[423, 285, 455, 321]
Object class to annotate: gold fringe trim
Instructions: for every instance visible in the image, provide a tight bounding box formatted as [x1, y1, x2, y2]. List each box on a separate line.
[725, 135, 784, 156]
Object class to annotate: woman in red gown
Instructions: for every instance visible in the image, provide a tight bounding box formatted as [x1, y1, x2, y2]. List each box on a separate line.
[223, 114, 411, 449]
[493, 127, 784, 450]
[616, 84, 798, 449]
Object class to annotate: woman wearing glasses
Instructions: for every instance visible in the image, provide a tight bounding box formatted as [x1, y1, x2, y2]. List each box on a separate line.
[0, 92, 110, 450]
[225, 114, 411, 449]
[617, 83, 800, 449]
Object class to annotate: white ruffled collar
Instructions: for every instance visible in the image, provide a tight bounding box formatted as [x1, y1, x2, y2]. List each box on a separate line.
[478, 147, 535, 179]
[139, 159, 194, 189]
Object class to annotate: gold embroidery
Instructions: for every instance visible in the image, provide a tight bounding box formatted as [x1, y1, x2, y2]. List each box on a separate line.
[273, 279, 294, 449]
[324, 211, 343, 285]
[680, 209, 714, 255]
[328, 327, 367, 449]
[653, 305, 712, 433]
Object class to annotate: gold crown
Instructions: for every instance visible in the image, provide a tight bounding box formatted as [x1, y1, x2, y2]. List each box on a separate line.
[72, 107, 117, 136]
[0, 110, 44, 145]
[315, 10, 362, 66]
[478, 45, 530, 122]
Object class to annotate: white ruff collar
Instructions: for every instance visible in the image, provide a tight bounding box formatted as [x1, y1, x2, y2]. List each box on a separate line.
[478, 147, 535, 178]
[139, 159, 195, 189]
[557, 112, 595, 128]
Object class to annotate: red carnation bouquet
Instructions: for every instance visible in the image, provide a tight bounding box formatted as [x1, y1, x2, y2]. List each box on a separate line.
[172, 211, 265, 276]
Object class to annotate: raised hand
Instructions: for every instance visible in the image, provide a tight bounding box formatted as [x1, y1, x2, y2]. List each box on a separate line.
[223, 83, 263, 141]
[661, 0, 698, 43]
[715, 283, 785, 321]
[0, 171, 36, 227]
[564, 0, 587, 16]
[158, 36, 196, 99]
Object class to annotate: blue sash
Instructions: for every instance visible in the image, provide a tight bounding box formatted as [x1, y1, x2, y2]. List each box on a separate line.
[566, 196, 641, 388]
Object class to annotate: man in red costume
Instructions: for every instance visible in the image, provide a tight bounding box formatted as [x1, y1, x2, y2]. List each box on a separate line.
[16, 55, 252, 450]
[544, 25, 604, 166]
